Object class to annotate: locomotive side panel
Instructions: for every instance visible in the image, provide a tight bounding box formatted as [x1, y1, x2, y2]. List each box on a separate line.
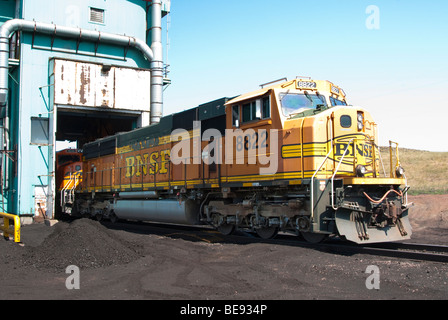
[281, 119, 305, 180]
[83, 154, 115, 193]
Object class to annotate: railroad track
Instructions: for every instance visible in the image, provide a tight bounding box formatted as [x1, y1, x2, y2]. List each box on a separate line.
[281, 239, 448, 263]
[255, 234, 448, 263]
[267, 235, 448, 263]
[356, 242, 448, 263]
[102, 220, 448, 263]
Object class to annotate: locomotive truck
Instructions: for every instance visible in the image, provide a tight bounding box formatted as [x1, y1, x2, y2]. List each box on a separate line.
[57, 78, 412, 244]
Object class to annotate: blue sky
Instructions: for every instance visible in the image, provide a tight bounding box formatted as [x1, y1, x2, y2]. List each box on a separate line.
[163, 0, 448, 151]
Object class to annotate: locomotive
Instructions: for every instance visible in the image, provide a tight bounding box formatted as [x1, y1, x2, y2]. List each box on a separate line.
[57, 78, 412, 244]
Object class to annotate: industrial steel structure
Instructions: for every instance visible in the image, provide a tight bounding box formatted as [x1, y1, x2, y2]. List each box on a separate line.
[0, 0, 170, 219]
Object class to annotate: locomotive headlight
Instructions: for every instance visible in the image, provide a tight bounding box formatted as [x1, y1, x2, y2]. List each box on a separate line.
[395, 166, 405, 178]
[357, 112, 364, 131]
[356, 165, 367, 177]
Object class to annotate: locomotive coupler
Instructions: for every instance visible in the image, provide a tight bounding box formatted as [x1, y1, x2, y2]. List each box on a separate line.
[372, 200, 403, 227]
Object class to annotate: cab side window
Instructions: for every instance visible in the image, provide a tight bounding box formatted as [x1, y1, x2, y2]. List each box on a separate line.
[232, 105, 240, 127]
[242, 97, 270, 123]
[262, 97, 270, 119]
[242, 101, 259, 123]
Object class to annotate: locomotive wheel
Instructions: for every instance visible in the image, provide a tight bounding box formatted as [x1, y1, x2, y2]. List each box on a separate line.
[300, 232, 328, 244]
[109, 211, 118, 224]
[217, 224, 235, 236]
[256, 226, 279, 240]
[211, 213, 235, 236]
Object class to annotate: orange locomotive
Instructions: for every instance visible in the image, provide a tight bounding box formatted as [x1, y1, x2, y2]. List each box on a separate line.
[58, 78, 412, 243]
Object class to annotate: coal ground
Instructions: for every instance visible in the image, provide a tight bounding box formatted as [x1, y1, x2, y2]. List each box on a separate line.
[0, 195, 447, 302]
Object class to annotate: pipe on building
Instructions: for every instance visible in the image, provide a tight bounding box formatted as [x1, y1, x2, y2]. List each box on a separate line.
[149, 0, 163, 124]
[0, 18, 163, 123]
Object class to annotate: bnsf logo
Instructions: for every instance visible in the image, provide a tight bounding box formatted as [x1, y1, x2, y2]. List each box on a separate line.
[125, 149, 171, 178]
[332, 135, 374, 165]
[334, 142, 373, 158]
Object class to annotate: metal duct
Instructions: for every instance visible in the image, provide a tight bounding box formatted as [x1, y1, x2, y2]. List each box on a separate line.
[0, 19, 161, 121]
[149, 0, 163, 124]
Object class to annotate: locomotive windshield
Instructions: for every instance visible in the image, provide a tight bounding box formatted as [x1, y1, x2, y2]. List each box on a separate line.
[280, 92, 327, 117]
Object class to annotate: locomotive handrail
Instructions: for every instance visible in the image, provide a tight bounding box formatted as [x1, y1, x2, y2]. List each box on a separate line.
[60, 176, 69, 206]
[60, 171, 81, 214]
[71, 173, 80, 200]
[310, 146, 334, 221]
[389, 140, 401, 178]
[310, 115, 334, 221]
[388, 141, 409, 207]
[60, 172, 75, 207]
[330, 138, 356, 210]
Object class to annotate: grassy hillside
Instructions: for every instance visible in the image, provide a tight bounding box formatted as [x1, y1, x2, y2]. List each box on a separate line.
[379, 147, 448, 195]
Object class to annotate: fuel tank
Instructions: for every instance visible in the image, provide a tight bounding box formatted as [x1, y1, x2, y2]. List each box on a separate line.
[111, 199, 200, 225]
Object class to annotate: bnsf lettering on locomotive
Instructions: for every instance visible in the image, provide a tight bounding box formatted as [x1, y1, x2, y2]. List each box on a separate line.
[125, 149, 171, 178]
[361, 143, 373, 158]
[334, 142, 373, 158]
[136, 154, 150, 176]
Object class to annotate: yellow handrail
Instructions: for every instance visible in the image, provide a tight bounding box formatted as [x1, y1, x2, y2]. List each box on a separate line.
[389, 140, 401, 178]
[0, 212, 21, 243]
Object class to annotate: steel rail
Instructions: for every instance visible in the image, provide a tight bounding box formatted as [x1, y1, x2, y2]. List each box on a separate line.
[331, 243, 448, 263]
[101, 219, 448, 263]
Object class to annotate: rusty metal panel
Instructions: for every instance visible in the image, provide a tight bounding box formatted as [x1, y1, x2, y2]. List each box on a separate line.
[96, 67, 115, 107]
[114, 67, 151, 111]
[54, 59, 77, 105]
[75, 62, 96, 106]
[53, 59, 151, 112]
